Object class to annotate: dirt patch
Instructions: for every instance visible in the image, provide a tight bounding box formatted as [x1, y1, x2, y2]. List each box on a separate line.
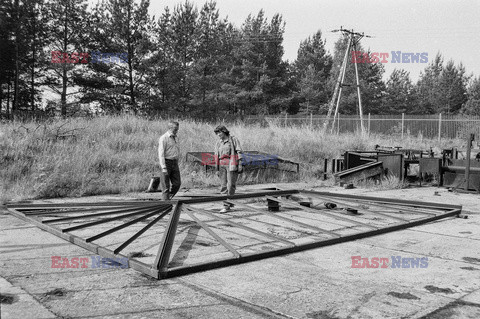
[463, 257, 480, 263]
[45, 288, 67, 297]
[0, 293, 18, 304]
[127, 252, 153, 258]
[460, 266, 480, 271]
[387, 291, 420, 300]
[196, 241, 215, 247]
[424, 285, 455, 294]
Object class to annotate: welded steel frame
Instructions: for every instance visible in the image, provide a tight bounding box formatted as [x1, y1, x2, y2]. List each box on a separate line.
[6, 189, 462, 279]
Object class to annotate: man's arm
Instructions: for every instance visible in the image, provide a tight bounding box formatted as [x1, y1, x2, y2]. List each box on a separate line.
[158, 135, 167, 173]
[232, 136, 244, 166]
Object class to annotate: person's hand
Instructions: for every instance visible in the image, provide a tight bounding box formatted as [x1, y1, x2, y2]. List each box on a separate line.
[162, 168, 168, 174]
[237, 163, 243, 173]
[215, 170, 220, 177]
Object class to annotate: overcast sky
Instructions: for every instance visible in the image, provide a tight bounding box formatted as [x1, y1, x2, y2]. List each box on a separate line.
[147, 0, 480, 83]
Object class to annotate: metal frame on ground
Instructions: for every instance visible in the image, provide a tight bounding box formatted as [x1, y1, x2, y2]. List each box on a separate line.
[6, 190, 462, 279]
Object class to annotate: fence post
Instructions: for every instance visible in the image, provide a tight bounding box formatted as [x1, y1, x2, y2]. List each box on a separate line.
[438, 113, 442, 141]
[310, 113, 313, 129]
[337, 113, 340, 135]
[368, 113, 371, 136]
[284, 113, 288, 127]
[401, 113, 405, 139]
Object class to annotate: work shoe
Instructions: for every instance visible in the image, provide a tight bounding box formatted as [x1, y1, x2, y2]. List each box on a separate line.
[219, 207, 230, 213]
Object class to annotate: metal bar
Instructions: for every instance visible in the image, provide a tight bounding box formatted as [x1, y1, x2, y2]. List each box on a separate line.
[184, 205, 295, 246]
[6, 201, 157, 209]
[181, 190, 298, 204]
[61, 205, 168, 233]
[266, 196, 378, 230]
[327, 197, 439, 216]
[306, 193, 450, 217]
[42, 203, 160, 223]
[301, 190, 462, 211]
[162, 208, 461, 279]
[114, 208, 171, 254]
[85, 206, 172, 243]
[23, 206, 130, 216]
[223, 200, 341, 238]
[154, 203, 183, 272]
[309, 196, 411, 222]
[186, 210, 241, 258]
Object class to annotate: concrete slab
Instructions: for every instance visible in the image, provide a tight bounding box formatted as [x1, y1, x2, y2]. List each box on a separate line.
[462, 289, 480, 304]
[2, 186, 480, 319]
[0, 277, 56, 319]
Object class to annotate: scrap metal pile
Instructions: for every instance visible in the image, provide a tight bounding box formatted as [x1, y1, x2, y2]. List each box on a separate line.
[328, 134, 480, 193]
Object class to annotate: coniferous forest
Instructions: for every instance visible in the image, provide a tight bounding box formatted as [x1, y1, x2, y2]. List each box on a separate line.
[1, 0, 479, 119]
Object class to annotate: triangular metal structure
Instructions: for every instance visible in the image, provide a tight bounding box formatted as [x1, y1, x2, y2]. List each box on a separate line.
[6, 190, 462, 279]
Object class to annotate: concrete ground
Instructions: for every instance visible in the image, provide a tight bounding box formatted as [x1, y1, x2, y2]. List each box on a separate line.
[1, 185, 479, 319]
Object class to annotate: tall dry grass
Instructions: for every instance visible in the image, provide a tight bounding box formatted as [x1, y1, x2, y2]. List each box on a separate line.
[0, 115, 464, 203]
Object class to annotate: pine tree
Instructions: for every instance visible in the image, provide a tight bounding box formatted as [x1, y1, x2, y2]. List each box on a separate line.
[45, 0, 90, 116]
[437, 60, 469, 114]
[383, 69, 415, 114]
[416, 53, 443, 114]
[460, 77, 480, 115]
[293, 30, 332, 114]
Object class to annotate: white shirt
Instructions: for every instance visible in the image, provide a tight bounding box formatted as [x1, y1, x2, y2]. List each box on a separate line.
[158, 131, 179, 170]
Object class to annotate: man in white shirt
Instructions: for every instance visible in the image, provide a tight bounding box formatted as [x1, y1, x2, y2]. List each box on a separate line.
[158, 121, 181, 200]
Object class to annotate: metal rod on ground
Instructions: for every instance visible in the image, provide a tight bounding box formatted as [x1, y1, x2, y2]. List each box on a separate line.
[266, 196, 378, 230]
[223, 200, 341, 237]
[184, 205, 295, 246]
[85, 206, 172, 243]
[186, 210, 241, 258]
[154, 203, 183, 272]
[43, 204, 160, 223]
[60, 205, 169, 233]
[114, 208, 172, 254]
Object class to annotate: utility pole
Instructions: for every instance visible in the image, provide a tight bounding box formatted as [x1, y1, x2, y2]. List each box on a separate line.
[322, 27, 373, 135]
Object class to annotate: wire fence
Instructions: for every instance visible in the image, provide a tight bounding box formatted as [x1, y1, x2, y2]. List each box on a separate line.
[244, 114, 480, 140]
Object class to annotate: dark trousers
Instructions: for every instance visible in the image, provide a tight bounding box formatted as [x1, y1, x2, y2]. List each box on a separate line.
[160, 159, 181, 200]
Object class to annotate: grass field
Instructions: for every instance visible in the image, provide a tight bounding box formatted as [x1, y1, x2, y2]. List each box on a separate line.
[0, 115, 464, 203]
